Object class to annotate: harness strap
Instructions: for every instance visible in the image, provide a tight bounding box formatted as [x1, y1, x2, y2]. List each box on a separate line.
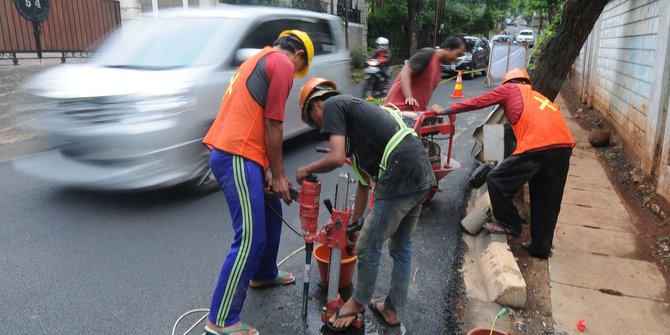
[350, 105, 418, 185]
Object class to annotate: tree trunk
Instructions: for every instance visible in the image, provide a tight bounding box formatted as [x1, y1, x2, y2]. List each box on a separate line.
[407, 0, 418, 54]
[529, 0, 608, 100]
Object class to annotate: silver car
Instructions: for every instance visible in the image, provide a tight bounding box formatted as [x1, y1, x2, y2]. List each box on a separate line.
[14, 6, 351, 192]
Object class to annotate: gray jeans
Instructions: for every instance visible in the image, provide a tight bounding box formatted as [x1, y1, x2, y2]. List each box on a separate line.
[353, 189, 429, 311]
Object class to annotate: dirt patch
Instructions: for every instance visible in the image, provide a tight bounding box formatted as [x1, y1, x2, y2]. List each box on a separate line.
[506, 213, 558, 335]
[560, 81, 670, 296]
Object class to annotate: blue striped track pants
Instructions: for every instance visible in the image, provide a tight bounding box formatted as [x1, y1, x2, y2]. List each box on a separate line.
[207, 150, 282, 327]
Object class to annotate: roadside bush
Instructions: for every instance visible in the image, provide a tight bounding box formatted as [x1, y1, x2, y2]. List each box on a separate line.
[350, 47, 368, 69]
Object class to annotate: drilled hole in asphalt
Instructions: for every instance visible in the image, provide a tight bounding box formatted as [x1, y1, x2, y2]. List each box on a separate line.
[599, 288, 624, 296]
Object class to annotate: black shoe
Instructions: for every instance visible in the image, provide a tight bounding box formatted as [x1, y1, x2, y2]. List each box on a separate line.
[521, 242, 551, 259]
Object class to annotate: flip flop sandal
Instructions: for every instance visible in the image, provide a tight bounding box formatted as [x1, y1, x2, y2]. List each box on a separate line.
[249, 271, 295, 288]
[368, 299, 400, 327]
[204, 322, 260, 335]
[483, 222, 513, 235]
[325, 309, 365, 332]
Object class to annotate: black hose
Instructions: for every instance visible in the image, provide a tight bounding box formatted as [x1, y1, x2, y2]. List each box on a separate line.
[265, 200, 303, 238]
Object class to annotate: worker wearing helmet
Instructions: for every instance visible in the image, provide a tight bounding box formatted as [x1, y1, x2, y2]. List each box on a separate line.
[437, 68, 575, 259]
[372, 37, 392, 82]
[385, 35, 466, 111]
[296, 78, 436, 331]
[201, 30, 313, 335]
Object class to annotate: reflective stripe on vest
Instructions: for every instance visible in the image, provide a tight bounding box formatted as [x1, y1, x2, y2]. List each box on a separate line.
[350, 105, 417, 186]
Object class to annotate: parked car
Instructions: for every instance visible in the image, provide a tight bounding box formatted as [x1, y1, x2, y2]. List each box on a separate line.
[14, 5, 351, 192]
[490, 34, 513, 46]
[515, 29, 535, 47]
[442, 36, 490, 80]
[505, 18, 513, 25]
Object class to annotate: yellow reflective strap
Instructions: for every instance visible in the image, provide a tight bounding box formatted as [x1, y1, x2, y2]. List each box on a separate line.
[350, 154, 370, 187]
[378, 128, 415, 179]
[381, 106, 405, 126]
[375, 105, 417, 180]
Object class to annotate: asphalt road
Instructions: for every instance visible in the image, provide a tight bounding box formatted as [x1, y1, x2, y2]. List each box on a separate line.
[0, 74, 496, 335]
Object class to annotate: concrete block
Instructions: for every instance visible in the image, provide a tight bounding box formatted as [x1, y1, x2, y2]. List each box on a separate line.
[550, 249, 666, 300]
[558, 203, 632, 232]
[551, 283, 670, 335]
[462, 191, 492, 235]
[480, 242, 527, 307]
[553, 222, 636, 257]
[483, 124, 505, 163]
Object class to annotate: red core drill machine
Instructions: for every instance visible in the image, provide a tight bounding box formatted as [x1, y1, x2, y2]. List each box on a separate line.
[298, 172, 363, 328]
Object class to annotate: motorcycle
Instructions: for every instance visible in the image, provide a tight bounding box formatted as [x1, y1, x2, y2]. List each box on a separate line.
[362, 58, 389, 99]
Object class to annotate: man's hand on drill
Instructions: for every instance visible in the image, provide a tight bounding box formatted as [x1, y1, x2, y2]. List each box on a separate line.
[264, 169, 274, 195]
[296, 166, 311, 184]
[271, 173, 293, 205]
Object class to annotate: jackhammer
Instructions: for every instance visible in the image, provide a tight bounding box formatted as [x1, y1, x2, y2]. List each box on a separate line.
[298, 172, 363, 327]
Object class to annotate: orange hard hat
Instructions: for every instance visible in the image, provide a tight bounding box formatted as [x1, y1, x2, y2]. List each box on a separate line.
[501, 67, 531, 85]
[299, 77, 338, 124]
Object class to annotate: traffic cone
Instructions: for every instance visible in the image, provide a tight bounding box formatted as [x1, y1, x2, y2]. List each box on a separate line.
[451, 71, 465, 99]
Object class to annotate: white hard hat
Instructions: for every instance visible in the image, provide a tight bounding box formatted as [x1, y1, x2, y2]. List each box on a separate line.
[376, 37, 389, 50]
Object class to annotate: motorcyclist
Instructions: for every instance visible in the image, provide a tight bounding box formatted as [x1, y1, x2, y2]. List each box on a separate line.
[371, 37, 392, 82]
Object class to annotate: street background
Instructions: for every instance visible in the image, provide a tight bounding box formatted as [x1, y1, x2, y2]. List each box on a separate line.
[0, 65, 497, 334]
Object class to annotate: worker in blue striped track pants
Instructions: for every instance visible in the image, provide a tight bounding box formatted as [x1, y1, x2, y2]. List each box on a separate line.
[205, 150, 294, 335]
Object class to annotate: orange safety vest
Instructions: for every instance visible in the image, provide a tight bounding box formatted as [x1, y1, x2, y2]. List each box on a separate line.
[203, 47, 279, 169]
[511, 84, 575, 155]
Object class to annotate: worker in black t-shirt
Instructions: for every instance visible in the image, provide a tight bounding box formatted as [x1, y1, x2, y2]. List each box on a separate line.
[296, 78, 436, 331]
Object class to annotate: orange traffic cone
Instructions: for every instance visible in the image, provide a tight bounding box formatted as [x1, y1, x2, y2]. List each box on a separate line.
[451, 71, 465, 99]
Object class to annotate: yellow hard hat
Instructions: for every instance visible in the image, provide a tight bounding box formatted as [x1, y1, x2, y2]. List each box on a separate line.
[278, 30, 314, 78]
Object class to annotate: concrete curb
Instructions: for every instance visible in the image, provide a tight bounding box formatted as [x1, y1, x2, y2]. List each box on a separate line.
[460, 187, 526, 334]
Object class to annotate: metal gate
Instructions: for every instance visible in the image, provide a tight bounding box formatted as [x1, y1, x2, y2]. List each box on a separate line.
[0, 0, 121, 63]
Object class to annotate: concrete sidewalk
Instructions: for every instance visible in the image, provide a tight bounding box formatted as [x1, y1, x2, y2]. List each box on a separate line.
[547, 95, 670, 334]
[462, 94, 670, 334]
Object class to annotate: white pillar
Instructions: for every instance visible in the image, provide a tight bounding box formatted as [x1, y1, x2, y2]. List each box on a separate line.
[199, 0, 218, 7]
[183, 0, 189, 8]
[152, 0, 158, 16]
[118, 0, 142, 22]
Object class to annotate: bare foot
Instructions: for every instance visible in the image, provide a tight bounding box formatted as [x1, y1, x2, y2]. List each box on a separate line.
[369, 299, 400, 326]
[327, 299, 365, 330]
[205, 319, 258, 335]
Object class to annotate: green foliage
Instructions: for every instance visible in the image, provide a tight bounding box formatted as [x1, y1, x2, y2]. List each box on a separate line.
[529, 12, 561, 67]
[640, 190, 651, 206]
[367, 0, 511, 61]
[350, 47, 369, 69]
